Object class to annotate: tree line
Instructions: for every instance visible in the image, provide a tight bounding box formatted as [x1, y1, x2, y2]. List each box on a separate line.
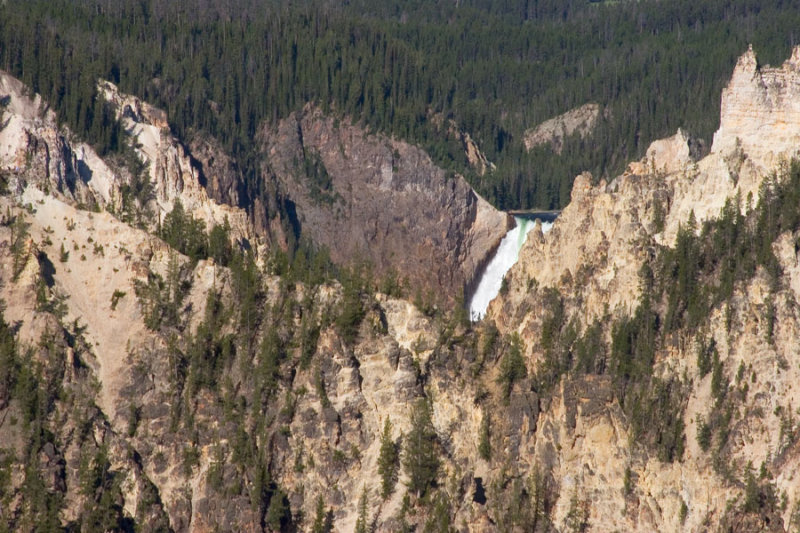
[1, 0, 800, 212]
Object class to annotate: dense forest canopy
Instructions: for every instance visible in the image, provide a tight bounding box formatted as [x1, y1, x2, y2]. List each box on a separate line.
[2, 0, 800, 210]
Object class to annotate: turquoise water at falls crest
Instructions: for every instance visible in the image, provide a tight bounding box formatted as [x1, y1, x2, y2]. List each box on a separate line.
[468, 216, 553, 321]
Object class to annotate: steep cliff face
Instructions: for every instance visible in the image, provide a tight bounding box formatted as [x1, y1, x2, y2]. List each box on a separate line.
[260, 106, 509, 305]
[5, 45, 800, 533]
[486, 46, 800, 531]
[0, 70, 510, 531]
[712, 45, 800, 172]
[97, 81, 256, 246]
[0, 72, 117, 209]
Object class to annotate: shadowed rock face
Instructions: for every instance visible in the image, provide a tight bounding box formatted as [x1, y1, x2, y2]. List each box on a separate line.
[259, 106, 510, 306]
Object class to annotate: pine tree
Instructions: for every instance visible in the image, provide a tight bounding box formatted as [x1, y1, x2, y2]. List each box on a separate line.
[377, 418, 400, 499]
[311, 495, 332, 533]
[10, 213, 30, 280]
[355, 487, 369, 533]
[403, 398, 439, 499]
[478, 412, 491, 461]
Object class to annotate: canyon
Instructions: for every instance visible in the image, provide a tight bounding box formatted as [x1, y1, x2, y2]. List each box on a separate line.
[1, 44, 800, 532]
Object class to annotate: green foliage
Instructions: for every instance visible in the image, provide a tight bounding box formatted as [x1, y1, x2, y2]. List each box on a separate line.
[629, 377, 686, 462]
[10, 213, 30, 281]
[229, 250, 262, 347]
[255, 328, 286, 404]
[186, 289, 234, 395]
[696, 336, 716, 378]
[5, 0, 798, 219]
[564, 488, 590, 533]
[160, 198, 209, 262]
[403, 398, 439, 499]
[117, 147, 153, 228]
[265, 487, 292, 531]
[656, 163, 800, 337]
[710, 349, 727, 403]
[298, 313, 321, 370]
[208, 218, 234, 267]
[206, 445, 226, 492]
[652, 195, 666, 233]
[314, 365, 330, 409]
[334, 269, 366, 345]
[182, 445, 200, 477]
[302, 151, 339, 205]
[609, 297, 657, 388]
[423, 492, 454, 533]
[574, 319, 606, 375]
[355, 487, 370, 533]
[497, 333, 527, 401]
[478, 412, 491, 461]
[623, 466, 634, 496]
[77, 446, 130, 532]
[697, 417, 712, 452]
[110, 289, 126, 311]
[608, 295, 686, 462]
[378, 418, 400, 499]
[742, 461, 778, 516]
[764, 296, 777, 345]
[133, 252, 189, 330]
[126, 403, 140, 437]
[311, 495, 333, 533]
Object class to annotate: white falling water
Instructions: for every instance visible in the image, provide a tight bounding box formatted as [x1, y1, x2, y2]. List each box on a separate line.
[468, 216, 553, 321]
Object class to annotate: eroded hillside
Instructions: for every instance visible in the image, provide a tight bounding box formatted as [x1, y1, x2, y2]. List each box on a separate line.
[2, 46, 800, 533]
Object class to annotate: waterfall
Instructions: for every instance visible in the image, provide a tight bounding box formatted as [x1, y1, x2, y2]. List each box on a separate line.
[468, 216, 553, 321]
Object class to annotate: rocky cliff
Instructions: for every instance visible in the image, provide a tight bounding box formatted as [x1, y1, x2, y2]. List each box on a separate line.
[3, 45, 800, 533]
[487, 46, 800, 531]
[524, 103, 603, 154]
[259, 106, 509, 306]
[97, 80, 256, 247]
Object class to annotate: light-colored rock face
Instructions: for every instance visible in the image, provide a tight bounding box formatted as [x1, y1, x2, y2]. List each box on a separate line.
[487, 46, 800, 532]
[712, 45, 800, 172]
[497, 46, 800, 334]
[0, 71, 118, 208]
[97, 81, 253, 244]
[524, 102, 602, 153]
[0, 71, 254, 250]
[7, 45, 800, 533]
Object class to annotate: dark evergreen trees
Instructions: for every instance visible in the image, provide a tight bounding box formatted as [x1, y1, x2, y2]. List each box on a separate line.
[2, 0, 799, 212]
[403, 398, 439, 499]
[377, 418, 400, 499]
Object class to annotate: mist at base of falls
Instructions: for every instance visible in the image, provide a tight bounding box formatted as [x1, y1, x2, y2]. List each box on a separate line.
[468, 216, 554, 321]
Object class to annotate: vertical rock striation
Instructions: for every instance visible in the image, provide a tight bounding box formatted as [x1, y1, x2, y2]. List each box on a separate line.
[259, 106, 510, 306]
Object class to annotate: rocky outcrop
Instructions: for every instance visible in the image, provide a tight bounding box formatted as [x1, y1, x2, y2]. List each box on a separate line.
[429, 112, 496, 176]
[524, 102, 602, 153]
[97, 81, 254, 246]
[260, 106, 510, 305]
[497, 46, 800, 331]
[486, 46, 800, 532]
[712, 45, 800, 172]
[0, 71, 117, 209]
[186, 132, 245, 209]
